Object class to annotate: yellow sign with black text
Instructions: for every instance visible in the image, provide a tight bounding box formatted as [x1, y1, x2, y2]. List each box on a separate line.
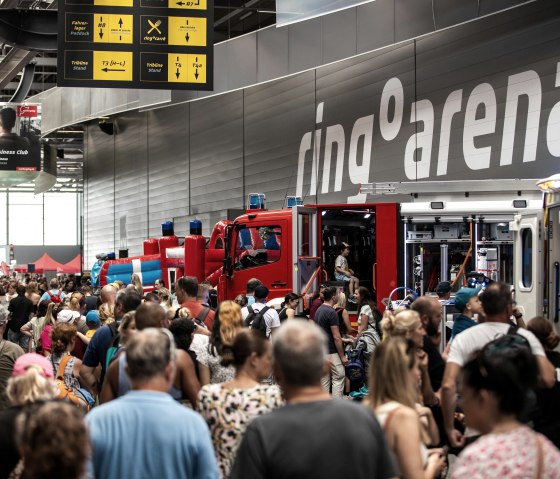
[168, 16, 206, 46]
[93, 51, 133, 80]
[169, 0, 206, 10]
[94, 14, 133, 44]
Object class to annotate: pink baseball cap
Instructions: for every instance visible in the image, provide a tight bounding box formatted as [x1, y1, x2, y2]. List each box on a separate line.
[12, 353, 54, 379]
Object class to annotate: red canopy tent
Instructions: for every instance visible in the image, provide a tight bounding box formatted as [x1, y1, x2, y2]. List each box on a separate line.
[31, 253, 65, 273]
[57, 254, 82, 274]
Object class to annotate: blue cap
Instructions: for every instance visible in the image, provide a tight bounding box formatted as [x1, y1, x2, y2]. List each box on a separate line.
[454, 286, 482, 311]
[85, 310, 101, 326]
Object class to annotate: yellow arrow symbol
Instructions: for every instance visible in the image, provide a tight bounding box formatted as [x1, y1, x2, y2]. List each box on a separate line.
[147, 19, 162, 34]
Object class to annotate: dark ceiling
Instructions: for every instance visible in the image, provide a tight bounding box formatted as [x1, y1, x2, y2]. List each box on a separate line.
[0, 0, 276, 192]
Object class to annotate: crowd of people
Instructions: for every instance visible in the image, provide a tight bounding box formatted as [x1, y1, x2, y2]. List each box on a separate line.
[0, 270, 559, 478]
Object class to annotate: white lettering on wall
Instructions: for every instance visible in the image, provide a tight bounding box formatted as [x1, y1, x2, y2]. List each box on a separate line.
[405, 99, 434, 179]
[324, 124, 345, 193]
[463, 83, 496, 170]
[347, 115, 374, 203]
[500, 70, 542, 165]
[547, 62, 560, 157]
[436, 89, 463, 176]
[380, 77, 404, 141]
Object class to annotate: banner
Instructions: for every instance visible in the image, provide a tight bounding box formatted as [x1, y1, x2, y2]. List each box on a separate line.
[0, 103, 41, 172]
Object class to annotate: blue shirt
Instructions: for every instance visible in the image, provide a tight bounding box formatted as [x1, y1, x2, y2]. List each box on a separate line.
[39, 289, 67, 302]
[86, 390, 218, 479]
[82, 324, 115, 375]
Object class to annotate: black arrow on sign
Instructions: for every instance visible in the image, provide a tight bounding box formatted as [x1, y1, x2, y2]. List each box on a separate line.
[176, 1, 185, 5]
[99, 29, 103, 39]
[194, 68, 199, 79]
[185, 33, 190, 42]
[118, 17, 123, 27]
[102, 67, 125, 72]
[176, 68, 180, 79]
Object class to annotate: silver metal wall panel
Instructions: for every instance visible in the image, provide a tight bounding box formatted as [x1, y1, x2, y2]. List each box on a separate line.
[288, 17, 322, 74]
[61, 88, 91, 127]
[322, 7, 357, 64]
[395, 0, 435, 42]
[38, 88, 62, 134]
[479, 0, 530, 16]
[113, 113, 148, 257]
[314, 43, 416, 201]
[257, 26, 289, 84]
[189, 91, 244, 214]
[227, 34, 258, 92]
[432, 0, 477, 29]
[84, 124, 115, 268]
[147, 104, 190, 238]
[244, 71, 316, 209]
[356, 0, 395, 54]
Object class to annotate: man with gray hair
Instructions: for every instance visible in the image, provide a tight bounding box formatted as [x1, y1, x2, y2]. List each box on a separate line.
[86, 328, 218, 479]
[230, 321, 398, 479]
[0, 305, 24, 410]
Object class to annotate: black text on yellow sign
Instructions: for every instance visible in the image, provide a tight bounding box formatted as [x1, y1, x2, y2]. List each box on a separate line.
[169, 16, 206, 46]
[139, 53, 205, 83]
[168, 0, 206, 10]
[94, 14, 133, 44]
[93, 0, 133, 7]
[93, 51, 133, 80]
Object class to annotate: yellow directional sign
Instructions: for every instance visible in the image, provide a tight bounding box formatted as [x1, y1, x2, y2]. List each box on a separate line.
[94, 0, 133, 6]
[168, 16, 206, 46]
[187, 54, 205, 83]
[169, 0, 206, 10]
[93, 50, 133, 80]
[94, 14, 133, 44]
[168, 53, 188, 82]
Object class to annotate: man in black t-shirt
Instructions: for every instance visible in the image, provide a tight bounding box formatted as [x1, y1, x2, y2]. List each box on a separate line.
[312, 286, 347, 397]
[230, 321, 398, 479]
[7, 285, 33, 351]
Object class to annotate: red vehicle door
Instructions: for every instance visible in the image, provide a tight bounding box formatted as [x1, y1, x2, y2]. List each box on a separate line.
[222, 217, 291, 302]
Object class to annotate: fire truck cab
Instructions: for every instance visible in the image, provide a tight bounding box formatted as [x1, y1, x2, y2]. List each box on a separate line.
[218, 196, 400, 312]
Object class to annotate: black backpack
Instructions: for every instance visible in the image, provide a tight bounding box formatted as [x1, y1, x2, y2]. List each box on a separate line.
[244, 305, 270, 336]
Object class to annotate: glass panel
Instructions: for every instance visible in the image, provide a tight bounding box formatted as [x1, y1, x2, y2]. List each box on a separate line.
[298, 213, 311, 257]
[234, 225, 282, 271]
[521, 228, 533, 288]
[9, 204, 43, 245]
[44, 193, 78, 245]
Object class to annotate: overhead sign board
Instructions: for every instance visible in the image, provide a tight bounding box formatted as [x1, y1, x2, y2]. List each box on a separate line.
[57, 0, 213, 90]
[0, 103, 41, 172]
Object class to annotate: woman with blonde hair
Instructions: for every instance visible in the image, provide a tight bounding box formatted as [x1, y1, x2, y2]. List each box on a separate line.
[381, 309, 426, 348]
[98, 302, 115, 325]
[24, 282, 40, 307]
[381, 308, 439, 410]
[157, 287, 173, 313]
[197, 300, 244, 385]
[129, 273, 143, 296]
[37, 302, 57, 357]
[368, 338, 445, 479]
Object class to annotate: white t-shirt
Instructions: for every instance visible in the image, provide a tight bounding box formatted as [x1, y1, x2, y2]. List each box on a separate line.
[241, 303, 281, 338]
[448, 322, 545, 367]
[335, 255, 348, 272]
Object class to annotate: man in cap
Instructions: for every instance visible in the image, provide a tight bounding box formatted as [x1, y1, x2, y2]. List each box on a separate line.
[241, 285, 281, 339]
[435, 281, 452, 301]
[0, 305, 24, 410]
[230, 321, 398, 479]
[57, 309, 80, 324]
[450, 286, 482, 339]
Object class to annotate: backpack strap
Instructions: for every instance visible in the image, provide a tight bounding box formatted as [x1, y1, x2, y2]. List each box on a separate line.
[508, 324, 519, 335]
[196, 306, 210, 323]
[56, 354, 72, 380]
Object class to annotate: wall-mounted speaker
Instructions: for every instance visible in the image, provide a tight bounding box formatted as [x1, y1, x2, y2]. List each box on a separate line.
[99, 121, 114, 135]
